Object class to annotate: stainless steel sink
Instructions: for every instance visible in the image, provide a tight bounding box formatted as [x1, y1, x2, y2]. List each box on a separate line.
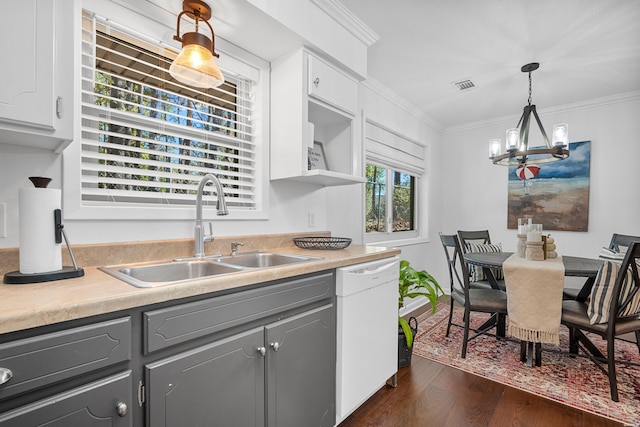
[99, 260, 244, 288]
[214, 252, 323, 268]
[99, 252, 323, 288]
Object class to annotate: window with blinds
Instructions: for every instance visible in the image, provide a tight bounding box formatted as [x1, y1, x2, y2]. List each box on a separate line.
[79, 11, 257, 211]
[364, 122, 423, 242]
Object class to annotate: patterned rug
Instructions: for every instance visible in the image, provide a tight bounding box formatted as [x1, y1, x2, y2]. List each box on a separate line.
[411, 304, 640, 425]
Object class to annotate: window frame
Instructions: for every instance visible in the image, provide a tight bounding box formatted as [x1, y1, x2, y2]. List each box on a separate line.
[364, 160, 420, 243]
[63, 0, 270, 221]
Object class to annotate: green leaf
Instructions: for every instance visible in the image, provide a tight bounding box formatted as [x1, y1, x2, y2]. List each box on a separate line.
[398, 316, 414, 348]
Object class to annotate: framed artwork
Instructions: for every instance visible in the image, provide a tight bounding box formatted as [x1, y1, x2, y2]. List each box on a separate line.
[308, 141, 328, 170]
[507, 140, 591, 231]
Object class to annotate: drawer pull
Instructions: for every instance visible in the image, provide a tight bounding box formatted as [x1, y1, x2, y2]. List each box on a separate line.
[0, 368, 13, 386]
[270, 342, 280, 352]
[313, 77, 320, 88]
[116, 402, 128, 417]
[257, 346, 266, 357]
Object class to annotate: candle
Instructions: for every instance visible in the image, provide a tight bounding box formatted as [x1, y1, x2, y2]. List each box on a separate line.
[527, 223, 543, 242]
[527, 231, 542, 242]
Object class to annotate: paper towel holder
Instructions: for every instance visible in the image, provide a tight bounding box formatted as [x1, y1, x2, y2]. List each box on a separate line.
[4, 209, 85, 284]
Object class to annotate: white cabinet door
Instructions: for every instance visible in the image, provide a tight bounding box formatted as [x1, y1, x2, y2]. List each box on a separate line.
[307, 55, 358, 115]
[0, 0, 74, 151]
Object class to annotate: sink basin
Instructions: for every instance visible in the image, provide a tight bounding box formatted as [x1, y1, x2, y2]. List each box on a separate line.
[99, 252, 323, 288]
[215, 252, 323, 268]
[99, 260, 243, 288]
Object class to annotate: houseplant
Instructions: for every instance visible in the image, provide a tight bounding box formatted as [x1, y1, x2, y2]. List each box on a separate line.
[398, 259, 444, 367]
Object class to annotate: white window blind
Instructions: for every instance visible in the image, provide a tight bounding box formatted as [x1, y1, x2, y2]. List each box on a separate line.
[80, 11, 257, 210]
[365, 122, 425, 175]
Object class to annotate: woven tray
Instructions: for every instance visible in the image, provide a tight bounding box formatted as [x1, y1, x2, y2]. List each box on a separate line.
[292, 237, 352, 250]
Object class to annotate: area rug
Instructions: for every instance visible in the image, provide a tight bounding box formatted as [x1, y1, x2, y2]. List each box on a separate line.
[411, 304, 640, 425]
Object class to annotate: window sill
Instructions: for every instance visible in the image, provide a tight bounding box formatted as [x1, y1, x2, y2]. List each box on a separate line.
[366, 235, 429, 248]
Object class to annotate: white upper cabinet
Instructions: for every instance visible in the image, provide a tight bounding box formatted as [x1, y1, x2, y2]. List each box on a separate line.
[307, 54, 358, 115]
[271, 48, 365, 186]
[0, 0, 74, 152]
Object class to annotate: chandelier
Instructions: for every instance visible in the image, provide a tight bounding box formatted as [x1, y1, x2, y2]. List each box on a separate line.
[489, 63, 569, 166]
[170, 0, 224, 89]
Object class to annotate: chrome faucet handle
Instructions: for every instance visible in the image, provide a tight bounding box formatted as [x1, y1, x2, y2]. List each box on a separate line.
[231, 242, 244, 256]
[203, 222, 214, 243]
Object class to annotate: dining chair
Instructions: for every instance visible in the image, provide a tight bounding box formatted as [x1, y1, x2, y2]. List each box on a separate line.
[457, 230, 506, 291]
[439, 233, 508, 358]
[608, 233, 640, 253]
[457, 229, 492, 246]
[561, 241, 640, 402]
[563, 233, 640, 300]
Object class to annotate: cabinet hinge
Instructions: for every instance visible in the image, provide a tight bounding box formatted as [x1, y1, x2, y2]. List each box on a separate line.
[137, 380, 145, 407]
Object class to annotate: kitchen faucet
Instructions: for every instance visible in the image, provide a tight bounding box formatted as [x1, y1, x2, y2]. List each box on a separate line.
[194, 174, 228, 259]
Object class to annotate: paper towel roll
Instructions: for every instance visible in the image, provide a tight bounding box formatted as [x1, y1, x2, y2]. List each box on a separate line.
[19, 188, 62, 274]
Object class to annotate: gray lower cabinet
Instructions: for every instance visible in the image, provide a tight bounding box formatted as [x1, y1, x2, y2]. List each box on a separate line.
[146, 304, 335, 427]
[146, 327, 266, 427]
[266, 304, 335, 427]
[0, 271, 336, 427]
[0, 317, 133, 426]
[0, 370, 133, 426]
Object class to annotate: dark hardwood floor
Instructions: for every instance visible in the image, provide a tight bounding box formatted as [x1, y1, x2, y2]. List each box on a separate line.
[338, 356, 622, 427]
[338, 303, 626, 427]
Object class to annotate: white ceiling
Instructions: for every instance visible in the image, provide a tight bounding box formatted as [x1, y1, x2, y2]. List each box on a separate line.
[340, 0, 640, 129]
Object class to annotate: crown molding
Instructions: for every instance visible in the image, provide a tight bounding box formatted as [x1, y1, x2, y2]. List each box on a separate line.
[310, 0, 379, 46]
[363, 78, 445, 132]
[444, 90, 640, 134]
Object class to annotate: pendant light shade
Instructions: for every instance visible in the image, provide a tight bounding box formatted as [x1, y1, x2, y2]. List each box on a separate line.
[170, 1, 224, 89]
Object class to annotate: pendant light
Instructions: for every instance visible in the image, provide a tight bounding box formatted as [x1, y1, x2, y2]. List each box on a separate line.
[170, 0, 224, 89]
[489, 63, 569, 166]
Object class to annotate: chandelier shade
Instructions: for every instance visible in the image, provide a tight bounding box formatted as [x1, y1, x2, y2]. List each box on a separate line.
[489, 63, 569, 166]
[170, 0, 224, 89]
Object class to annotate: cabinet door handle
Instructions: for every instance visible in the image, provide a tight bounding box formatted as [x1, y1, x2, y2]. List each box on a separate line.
[116, 402, 128, 417]
[313, 77, 320, 88]
[257, 346, 266, 357]
[270, 342, 280, 352]
[0, 368, 12, 386]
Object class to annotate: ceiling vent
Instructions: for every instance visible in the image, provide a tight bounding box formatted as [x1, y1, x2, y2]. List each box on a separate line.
[452, 79, 475, 91]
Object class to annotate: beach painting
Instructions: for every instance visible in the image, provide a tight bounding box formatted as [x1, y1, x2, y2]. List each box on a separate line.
[507, 140, 591, 231]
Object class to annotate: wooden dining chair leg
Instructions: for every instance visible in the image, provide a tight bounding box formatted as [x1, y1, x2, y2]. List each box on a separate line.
[607, 336, 619, 402]
[568, 328, 579, 354]
[496, 313, 506, 338]
[520, 341, 527, 363]
[461, 308, 470, 358]
[534, 342, 542, 367]
[446, 298, 454, 337]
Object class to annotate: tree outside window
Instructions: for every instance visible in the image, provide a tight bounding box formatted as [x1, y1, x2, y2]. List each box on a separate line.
[366, 163, 416, 236]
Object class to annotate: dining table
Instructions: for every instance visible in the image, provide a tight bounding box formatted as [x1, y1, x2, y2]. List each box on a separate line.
[464, 251, 603, 366]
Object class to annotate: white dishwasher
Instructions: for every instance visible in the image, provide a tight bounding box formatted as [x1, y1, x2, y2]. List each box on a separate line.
[335, 256, 399, 424]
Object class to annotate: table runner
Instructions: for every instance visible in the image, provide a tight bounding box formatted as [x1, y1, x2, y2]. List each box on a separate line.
[503, 254, 565, 345]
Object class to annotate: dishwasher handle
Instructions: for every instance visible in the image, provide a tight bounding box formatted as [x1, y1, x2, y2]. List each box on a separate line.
[346, 260, 398, 276]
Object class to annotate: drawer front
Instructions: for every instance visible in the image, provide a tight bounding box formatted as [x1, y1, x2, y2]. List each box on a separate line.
[307, 54, 357, 115]
[144, 272, 334, 354]
[0, 370, 132, 426]
[0, 317, 131, 400]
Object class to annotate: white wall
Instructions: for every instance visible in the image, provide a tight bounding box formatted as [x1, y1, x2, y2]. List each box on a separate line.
[353, 80, 449, 304]
[442, 94, 640, 260]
